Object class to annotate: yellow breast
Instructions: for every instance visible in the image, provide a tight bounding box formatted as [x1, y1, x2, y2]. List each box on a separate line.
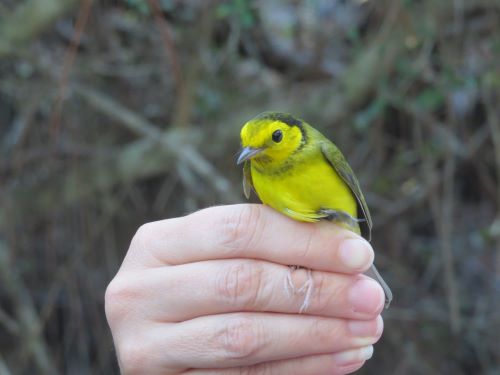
[251, 154, 358, 223]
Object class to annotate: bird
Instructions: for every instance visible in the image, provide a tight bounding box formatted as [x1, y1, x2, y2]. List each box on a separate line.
[237, 111, 392, 313]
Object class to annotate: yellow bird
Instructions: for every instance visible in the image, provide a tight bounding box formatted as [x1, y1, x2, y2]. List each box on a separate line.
[237, 111, 392, 311]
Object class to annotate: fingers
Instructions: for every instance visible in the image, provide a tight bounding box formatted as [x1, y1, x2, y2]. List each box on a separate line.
[126, 204, 374, 274]
[114, 259, 384, 322]
[184, 348, 371, 375]
[144, 313, 383, 371]
[107, 204, 385, 375]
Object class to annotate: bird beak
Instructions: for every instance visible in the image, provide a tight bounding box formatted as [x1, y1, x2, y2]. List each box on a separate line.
[237, 147, 264, 164]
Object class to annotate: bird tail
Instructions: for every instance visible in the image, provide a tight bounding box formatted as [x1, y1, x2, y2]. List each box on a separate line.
[365, 264, 393, 309]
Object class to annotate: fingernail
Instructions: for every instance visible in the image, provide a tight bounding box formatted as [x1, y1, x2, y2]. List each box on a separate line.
[333, 345, 374, 366]
[339, 239, 374, 271]
[348, 315, 384, 338]
[348, 279, 385, 314]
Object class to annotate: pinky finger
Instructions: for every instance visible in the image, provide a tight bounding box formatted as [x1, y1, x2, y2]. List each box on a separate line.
[184, 346, 373, 375]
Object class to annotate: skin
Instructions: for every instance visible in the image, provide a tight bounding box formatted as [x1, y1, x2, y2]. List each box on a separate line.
[105, 204, 385, 375]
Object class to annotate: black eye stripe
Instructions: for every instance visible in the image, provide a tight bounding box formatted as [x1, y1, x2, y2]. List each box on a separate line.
[272, 129, 283, 143]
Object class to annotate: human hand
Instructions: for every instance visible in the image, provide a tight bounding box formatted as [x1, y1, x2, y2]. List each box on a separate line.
[105, 204, 385, 374]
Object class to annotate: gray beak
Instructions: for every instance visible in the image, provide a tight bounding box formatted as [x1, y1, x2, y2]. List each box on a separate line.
[237, 147, 264, 165]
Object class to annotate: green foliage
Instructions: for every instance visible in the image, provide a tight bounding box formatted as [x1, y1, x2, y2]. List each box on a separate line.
[414, 88, 444, 112]
[124, 0, 150, 15]
[123, 0, 176, 16]
[216, 0, 255, 28]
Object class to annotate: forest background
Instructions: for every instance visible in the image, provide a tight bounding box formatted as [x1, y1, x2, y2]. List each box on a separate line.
[0, 0, 499, 374]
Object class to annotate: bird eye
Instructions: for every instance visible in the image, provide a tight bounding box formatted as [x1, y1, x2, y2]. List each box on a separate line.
[272, 129, 283, 143]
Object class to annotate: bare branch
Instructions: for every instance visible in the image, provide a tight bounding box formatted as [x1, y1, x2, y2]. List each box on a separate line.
[73, 84, 236, 200]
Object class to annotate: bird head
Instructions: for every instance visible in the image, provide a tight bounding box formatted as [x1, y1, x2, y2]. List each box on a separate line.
[237, 112, 306, 165]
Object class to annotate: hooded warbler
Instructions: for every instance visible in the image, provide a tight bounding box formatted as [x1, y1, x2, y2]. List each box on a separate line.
[237, 111, 392, 310]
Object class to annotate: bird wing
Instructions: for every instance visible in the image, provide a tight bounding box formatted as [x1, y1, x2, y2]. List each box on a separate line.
[242, 161, 253, 199]
[320, 142, 373, 241]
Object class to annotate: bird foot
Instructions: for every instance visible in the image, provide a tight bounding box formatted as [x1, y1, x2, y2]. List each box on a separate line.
[284, 266, 314, 313]
[319, 209, 366, 227]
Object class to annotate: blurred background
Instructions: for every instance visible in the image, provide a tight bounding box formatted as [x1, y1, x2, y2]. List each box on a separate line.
[0, 0, 499, 374]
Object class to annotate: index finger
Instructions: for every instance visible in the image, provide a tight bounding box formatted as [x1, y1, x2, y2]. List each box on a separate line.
[125, 204, 374, 274]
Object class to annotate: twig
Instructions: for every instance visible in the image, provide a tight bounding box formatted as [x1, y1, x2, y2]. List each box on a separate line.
[484, 90, 500, 362]
[0, 86, 239, 227]
[1, 142, 101, 173]
[171, 2, 216, 129]
[414, 118, 461, 333]
[484, 91, 500, 282]
[439, 136, 461, 333]
[0, 241, 59, 375]
[0, 354, 12, 375]
[73, 83, 236, 200]
[371, 174, 440, 228]
[0, 307, 20, 336]
[146, 0, 182, 92]
[2, 114, 30, 152]
[1, 138, 165, 227]
[49, 0, 93, 141]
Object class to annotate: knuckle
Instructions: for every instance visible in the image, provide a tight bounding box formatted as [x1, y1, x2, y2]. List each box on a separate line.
[130, 220, 174, 250]
[218, 205, 262, 254]
[117, 338, 151, 375]
[216, 315, 264, 361]
[129, 223, 154, 252]
[216, 262, 264, 309]
[128, 219, 180, 265]
[104, 276, 137, 324]
[133, 223, 152, 243]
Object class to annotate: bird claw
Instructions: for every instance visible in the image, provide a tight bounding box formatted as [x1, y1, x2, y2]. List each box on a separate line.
[319, 209, 365, 227]
[283, 266, 314, 313]
[284, 269, 294, 297]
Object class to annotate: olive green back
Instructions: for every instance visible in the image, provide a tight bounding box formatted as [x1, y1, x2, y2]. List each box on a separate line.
[319, 139, 373, 241]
